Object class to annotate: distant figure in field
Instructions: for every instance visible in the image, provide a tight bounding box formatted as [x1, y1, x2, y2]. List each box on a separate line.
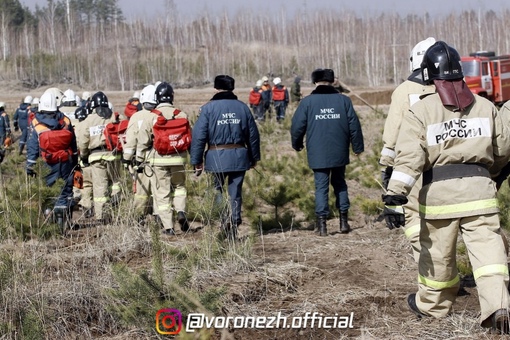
[272, 77, 289, 122]
[290, 76, 303, 103]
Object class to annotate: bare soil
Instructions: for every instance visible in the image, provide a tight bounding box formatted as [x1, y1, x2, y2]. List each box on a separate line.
[4, 84, 507, 339]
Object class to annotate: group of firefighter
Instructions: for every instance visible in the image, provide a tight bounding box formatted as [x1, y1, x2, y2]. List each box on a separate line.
[1, 36, 510, 333]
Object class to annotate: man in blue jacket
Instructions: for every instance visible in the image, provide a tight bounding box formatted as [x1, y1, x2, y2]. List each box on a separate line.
[14, 96, 32, 155]
[191, 75, 261, 239]
[291, 68, 364, 236]
[26, 91, 79, 226]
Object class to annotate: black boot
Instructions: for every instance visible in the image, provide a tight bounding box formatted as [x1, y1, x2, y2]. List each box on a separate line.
[340, 211, 351, 234]
[177, 211, 190, 232]
[19, 144, 24, 155]
[316, 216, 327, 236]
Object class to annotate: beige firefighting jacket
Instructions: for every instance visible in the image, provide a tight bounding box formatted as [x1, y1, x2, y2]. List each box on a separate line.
[122, 108, 153, 161]
[135, 102, 189, 166]
[77, 109, 120, 163]
[380, 80, 436, 166]
[387, 93, 510, 220]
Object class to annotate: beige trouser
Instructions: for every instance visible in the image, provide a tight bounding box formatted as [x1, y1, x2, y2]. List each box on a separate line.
[416, 213, 509, 324]
[110, 159, 122, 198]
[132, 169, 152, 217]
[403, 175, 422, 262]
[79, 166, 93, 210]
[90, 159, 118, 219]
[149, 164, 187, 231]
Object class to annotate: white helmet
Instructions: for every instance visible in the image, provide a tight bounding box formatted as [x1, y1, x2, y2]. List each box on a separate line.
[256, 80, 263, 87]
[273, 77, 282, 85]
[39, 92, 57, 112]
[23, 96, 33, 104]
[140, 84, 157, 104]
[31, 97, 39, 105]
[0, 102, 5, 109]
[63, 89, 76, 103]
[82, 91, 91, 101]
[410, 37, 436, 72]
[132, 91, 140, 100]
[43, 88, 64, 106]
[262, 76, 269, 82]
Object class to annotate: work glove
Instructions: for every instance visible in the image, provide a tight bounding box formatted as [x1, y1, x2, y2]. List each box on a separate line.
[26, 166, 36, 178]
[382, 194, 408, 230]
[194, 163, 203, 177]
[13, 122, 18, 132]
[121, 157, 131, 169]
[80, 156, 90, 167]
[133, 160, 144, 173]
[381, 166, 393, 190]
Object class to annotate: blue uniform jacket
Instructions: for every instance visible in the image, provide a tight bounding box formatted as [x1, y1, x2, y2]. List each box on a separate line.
[0, 110, 10, 136]
[291, 85, 364, 169]
[27, 112, 78, 166]
[14, 103, 29, 129]
[190, 91, 261, 172]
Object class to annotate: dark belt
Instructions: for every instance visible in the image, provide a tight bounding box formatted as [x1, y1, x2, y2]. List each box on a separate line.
[90, 146, 106, 153]
[422, 163, 490, 186]
[208, 144, 245, 151]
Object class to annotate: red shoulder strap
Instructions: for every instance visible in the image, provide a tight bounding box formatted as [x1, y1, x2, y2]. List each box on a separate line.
[151, 109, 163, 116]
[173, 109, 181, 116]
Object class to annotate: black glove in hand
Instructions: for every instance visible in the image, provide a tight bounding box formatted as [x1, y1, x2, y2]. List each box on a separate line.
[26, 167, 36, 178]
[381, 166, 393, 190]
[382, 194, 408, 230]
[194, 164, 203, 177]
[133, 160, 144, 173]
[121, 157, 131, 169]
[81, 156, 90, 167]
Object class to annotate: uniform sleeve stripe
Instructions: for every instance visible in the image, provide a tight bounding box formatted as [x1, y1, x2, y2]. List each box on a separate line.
[381, 147, 396, 158]
[391, 170, 416, 187]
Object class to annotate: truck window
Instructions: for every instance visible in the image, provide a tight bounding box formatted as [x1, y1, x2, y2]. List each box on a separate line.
[461, 60, 479, 77]
[482, 61, 489, 76]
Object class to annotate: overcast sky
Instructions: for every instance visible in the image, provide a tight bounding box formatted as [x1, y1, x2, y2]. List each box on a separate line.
[20, 0, 510, 19]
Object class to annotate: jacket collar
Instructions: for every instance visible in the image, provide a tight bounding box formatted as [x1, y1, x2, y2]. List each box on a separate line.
[311, 85, 340, 94]
[210, 91, 238, 101]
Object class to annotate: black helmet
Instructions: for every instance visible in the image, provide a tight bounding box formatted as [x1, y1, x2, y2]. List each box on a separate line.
[155, 82, 174, 104]
[421, 41, 463, 84]
[75, 106, 88, 122]
[91, 91, 109, 109]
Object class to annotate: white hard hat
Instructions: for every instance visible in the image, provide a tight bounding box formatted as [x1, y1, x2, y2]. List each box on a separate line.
[82, 91, 91, 101]
[63, 89, 76, 103]
[256, 80, 263, 87]
[262, 76, 269, 82]
[0, 102, 5, 109]
[273, 77, 281, 85]
[39, 92, 57, 112]
[410, 37, 436, 72]
[24, 96, 33, 104]
[132, 91, 140, 99]
[31, 97, 39, 105]
[43, 88, 64, 106]
[140, 84, 157, 105]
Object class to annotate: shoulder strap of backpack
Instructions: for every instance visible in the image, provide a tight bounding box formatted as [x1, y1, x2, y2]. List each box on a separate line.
[151, 109, 163, 116]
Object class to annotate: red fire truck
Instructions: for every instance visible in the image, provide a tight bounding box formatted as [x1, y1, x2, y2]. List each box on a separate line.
[461, 51, 510, 105]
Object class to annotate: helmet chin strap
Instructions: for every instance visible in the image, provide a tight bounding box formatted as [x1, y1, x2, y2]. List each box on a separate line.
[433, 79, 474, 112]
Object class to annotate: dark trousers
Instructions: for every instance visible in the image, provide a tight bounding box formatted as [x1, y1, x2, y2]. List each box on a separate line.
[45, 160, 75, 208]
[313, 166, 350, 217]
[19, 127, 28, 146]
[274, 101, 286, 120]
[212, 171, 246, 225]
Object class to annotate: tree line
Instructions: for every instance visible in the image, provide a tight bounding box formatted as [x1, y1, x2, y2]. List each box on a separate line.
[0, 0, 509, 91]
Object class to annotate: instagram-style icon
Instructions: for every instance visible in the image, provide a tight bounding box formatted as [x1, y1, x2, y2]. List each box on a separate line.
[156, 309, 182, 335]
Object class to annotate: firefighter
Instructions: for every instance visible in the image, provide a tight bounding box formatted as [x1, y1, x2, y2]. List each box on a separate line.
[26, 91, 78, 221]
[124, 91, 142, 119]
[190, 75, 261, 239]
[260, 76, 272, 120]
[59, 89, 79, 125]
[0, 102, 11, 146]
[379, 37, 436, 262]
[74, 105, 94, 218]
[291, 68, 364, 236]
[135, 82, 191, 235]
[248, 80, 264, 121]
[122, 84, 158, 224]
[383, 41, 510, 332]
[77, 91, 121, 223]
[13, 95, 32, 155]
[272, 77, 289, 122]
